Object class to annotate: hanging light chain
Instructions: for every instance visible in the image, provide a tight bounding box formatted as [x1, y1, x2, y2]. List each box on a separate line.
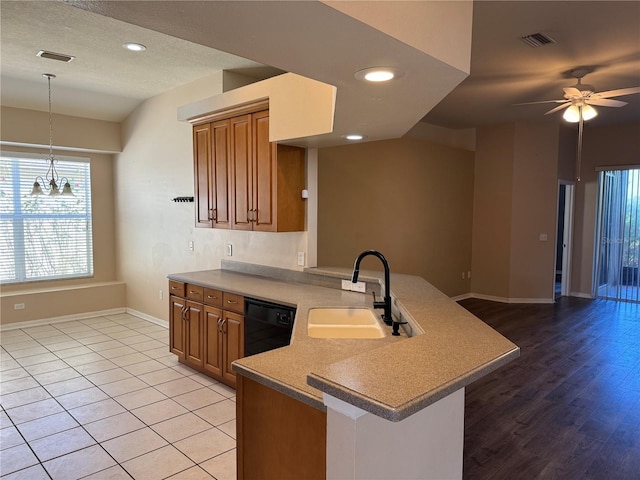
[31, 73, 73, 196]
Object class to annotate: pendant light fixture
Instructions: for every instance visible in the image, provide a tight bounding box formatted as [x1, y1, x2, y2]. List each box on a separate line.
[31, 73, 73, 197]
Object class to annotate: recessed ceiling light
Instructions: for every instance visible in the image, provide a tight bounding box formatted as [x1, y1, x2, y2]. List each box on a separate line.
[123, 43, 146, 52]
[344, 134, 365, 141]
[355, 67, 404, 83]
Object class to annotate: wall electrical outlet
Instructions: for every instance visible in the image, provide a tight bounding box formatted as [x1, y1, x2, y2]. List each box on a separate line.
[226, 243, 233, 256]
[188, 240, 194, 251]
[297, 252, 305, 267]
[159, 290, 163, 300]
[14, 303, 25, 310]
[341, 279, 352, 291]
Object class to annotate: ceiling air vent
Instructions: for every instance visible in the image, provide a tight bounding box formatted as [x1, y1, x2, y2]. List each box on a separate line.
[521, 33, 556, 48]
[36, 50, 75, 63]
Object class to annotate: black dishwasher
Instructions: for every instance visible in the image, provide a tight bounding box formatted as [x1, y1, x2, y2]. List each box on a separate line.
[244, 297, 296, 356]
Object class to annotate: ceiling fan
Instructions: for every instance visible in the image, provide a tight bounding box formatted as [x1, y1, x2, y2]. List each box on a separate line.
[518, 68, 640, 181]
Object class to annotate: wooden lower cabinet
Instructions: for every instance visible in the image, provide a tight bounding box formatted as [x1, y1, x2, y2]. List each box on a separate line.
[169, 296, 204, 370]
[237, 376, 327, 480]
[222, 310, 244, 387]
[184, 300, 204, 369]
[169, 295, 186, 360]
[203, 306, 223, 378]
[169, 282, 244, 388]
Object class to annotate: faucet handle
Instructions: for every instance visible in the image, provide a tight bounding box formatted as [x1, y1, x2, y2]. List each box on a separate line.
[371, 291, 385, 309]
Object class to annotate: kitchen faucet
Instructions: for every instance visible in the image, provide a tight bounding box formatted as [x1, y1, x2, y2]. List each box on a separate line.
[352, 250, 403, 336]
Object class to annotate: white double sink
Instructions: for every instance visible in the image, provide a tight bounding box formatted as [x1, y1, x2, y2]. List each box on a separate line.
[307, 307, 386, 339]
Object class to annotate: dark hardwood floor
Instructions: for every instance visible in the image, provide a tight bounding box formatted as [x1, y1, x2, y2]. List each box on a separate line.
[459, 297, 640, 480]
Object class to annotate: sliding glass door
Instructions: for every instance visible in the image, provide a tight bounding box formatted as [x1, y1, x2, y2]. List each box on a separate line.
[593, 168, 640, 302]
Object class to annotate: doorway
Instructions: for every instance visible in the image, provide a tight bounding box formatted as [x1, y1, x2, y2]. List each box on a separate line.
[555, 182, 575, 299]
[593, 168, 640, 302]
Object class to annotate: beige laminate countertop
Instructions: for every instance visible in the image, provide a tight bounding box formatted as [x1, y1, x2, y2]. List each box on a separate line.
[167, 267, 519, 422]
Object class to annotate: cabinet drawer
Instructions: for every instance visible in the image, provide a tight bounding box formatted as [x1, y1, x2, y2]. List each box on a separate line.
[169, 281, 185, 297]
[186, 284, 204, 302]
[223, 292, 244, 313]
[204, 288, 223, 307]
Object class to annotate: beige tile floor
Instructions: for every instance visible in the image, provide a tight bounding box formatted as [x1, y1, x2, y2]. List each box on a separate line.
[0, 313, 237, 479]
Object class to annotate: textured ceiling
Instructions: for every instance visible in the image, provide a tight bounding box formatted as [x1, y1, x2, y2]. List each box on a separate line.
[422, 1, 640, 129]
[0, 0, 275, 121]
[1, 1, 639, 136]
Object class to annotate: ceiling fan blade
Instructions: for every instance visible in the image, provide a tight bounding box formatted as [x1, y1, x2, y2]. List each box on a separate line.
[545, 103, 572, 115]
[563, 87, 583, 97]
[587, 98, 627, 107]
[515, 99, 566, 106]
[592, 86, 640, 99]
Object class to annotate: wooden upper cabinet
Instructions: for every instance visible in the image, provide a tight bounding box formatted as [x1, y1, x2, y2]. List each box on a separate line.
[211, 119, 231, 228]
[192, 105, 306, 232]
[230, 114, 253, 231]
[193, 123, 213, 228]
[252, 110, 277, 231]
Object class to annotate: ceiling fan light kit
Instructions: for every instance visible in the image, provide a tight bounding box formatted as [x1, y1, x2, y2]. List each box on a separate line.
[563, 104, 597, 123]
[517, 69, 640, 181]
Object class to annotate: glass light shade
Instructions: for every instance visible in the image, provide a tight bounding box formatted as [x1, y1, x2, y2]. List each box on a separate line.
[345, 134, 364, 140]
[48, 179, 60, 196]
[61, 182, 74, 196]
[563, 105, 581, 123]
[581, 104, 598, 121]
[31, 181, 44, 195]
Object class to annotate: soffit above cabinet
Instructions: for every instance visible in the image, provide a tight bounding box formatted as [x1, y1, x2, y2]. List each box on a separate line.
[178, 73, 336, 147]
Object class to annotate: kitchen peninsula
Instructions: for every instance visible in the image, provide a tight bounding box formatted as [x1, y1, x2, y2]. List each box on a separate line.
[167, 261, 519, 479]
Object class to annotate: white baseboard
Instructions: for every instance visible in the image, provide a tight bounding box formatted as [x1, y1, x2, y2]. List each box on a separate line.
[450, 293, 473, 302]
[456, 293, 555, 304]
[126, 308, 168, 329]
[0, 308, 126, 331]
[570, 291, 593, 299]
[0, 307, 169, 331]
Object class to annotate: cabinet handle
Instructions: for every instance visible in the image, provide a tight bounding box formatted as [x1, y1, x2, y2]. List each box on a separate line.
[212, 208, 217, 222]
[171, 286, 179, 290]
[221, 318, 227, 334]
[181, 306, 188, 321]
[207, 295, 218, 299]
[226, 300, 238, 305]
[189, 290, 198, 294]
[250, 208, 257, 223]
[217, 317, 223, 333]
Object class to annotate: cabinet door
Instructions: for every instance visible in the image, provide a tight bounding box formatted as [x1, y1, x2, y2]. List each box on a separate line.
[184, 300, 204, 369]
[203, 306, 224, 378]
[169, 295, 186, 360]
[222, 310, 244, 387]
[211, 119, 231, 228]
[230, 114, 253, 230]
[193, 123, 213, 228]
[252, 110, 277, 232]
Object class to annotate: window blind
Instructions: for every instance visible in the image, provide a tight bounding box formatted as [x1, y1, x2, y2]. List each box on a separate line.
[0, 154, 94, 284]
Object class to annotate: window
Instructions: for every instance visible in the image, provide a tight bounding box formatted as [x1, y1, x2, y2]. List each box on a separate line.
[0, 153, 94, 284]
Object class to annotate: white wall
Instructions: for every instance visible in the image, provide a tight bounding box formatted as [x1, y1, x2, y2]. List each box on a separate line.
[116, 73, 308, 321]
